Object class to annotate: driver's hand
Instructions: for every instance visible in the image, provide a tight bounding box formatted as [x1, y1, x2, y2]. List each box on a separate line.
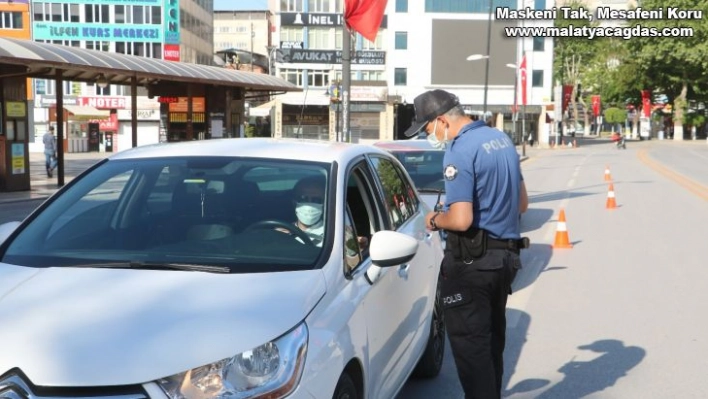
[275, 227, 291, 235]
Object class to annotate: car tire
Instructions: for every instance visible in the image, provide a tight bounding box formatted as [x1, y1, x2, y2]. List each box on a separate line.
[412, 273, 445, 379]
[332, 372, 357, 399]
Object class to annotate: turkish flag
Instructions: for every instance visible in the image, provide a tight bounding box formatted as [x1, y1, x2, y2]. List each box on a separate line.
[345, 0, 388, 42]
[591, 95, 601, 117]
[641, 90, 651, 117]
[520, 55, 527, 106]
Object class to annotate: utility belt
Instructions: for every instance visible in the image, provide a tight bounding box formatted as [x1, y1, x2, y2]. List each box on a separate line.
[447, 228, 530, 262]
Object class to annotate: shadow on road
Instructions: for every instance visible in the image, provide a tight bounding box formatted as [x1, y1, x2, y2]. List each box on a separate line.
[520, 208, 554, 234]
[505, 339, 646, 398]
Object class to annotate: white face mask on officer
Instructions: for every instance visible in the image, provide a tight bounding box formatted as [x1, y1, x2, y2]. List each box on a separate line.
[296, 202, 323, 226]
[427, 119, 449, 150]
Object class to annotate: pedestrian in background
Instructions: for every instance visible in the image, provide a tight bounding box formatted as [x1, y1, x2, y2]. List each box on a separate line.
[43, 126, 57, 178]
[404, 89, 529, 399]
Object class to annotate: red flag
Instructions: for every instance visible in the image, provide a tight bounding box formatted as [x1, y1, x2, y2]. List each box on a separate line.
[345, 0, 388, 42]
[641, 90, 651, 117]
[520, 55, 527, 106]
[591, 95, 601, 117]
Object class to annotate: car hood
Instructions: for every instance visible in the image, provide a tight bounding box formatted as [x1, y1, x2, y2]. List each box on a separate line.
[0, 263, 326, 387]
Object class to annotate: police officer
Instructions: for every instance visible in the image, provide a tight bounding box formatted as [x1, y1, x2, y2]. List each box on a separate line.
[404, 89, 529, 399]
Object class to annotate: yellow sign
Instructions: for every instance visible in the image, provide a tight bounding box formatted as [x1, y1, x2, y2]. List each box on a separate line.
[6, 101, 26, 118]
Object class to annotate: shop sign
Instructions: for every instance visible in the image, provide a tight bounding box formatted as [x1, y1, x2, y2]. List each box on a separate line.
[117, 109, 160, 121]
[6, 101, 26, 118]
[281, 13, 387, 28]
[279, 49, 385, 65]
[283, 113, 327, 125]
[164, 0, 180, 45]
[79, 96, 127, 109]
[33, 23, 161, 42]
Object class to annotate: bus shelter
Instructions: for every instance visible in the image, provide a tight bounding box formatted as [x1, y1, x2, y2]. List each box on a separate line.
[0, 37, 300, 191]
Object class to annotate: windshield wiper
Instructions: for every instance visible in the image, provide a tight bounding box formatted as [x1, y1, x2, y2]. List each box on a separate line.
[72, 261, 230, 274]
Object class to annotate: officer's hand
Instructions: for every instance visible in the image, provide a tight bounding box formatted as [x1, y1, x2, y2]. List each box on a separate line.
[425, 211, 438, 231]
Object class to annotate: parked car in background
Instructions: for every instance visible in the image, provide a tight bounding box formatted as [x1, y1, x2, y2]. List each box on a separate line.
[0, 139, 445, 399]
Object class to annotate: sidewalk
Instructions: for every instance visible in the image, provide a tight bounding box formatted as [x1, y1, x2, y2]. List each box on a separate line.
[0, 151, 109, 204]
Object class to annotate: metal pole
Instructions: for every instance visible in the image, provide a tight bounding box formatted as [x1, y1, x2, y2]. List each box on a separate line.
[521, 11, 527, 155]
[483, 0, 493, 114]
[55, 69, 65, 187]
[342, 25, 352, 142]
[131, 76, 138, 147]
[336, 101, 341, 142]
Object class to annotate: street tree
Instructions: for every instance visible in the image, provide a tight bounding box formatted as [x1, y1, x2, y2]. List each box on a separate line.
[628, 0, 708, 139]
[553, 0, 605, 134]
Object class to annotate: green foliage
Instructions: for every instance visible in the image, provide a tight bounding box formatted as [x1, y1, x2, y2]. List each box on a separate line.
[604, 107, 627, 124]
[628, 0, 708, 101]
[245, 124, 255, 138]
[684, 112, 705, 127]
[553, 0, 603, 85]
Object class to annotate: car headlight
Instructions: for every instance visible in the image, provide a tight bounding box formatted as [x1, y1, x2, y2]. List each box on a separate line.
[157, 323, 308, 399]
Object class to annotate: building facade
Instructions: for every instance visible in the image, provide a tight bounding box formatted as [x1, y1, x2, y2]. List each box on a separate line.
[28, 0, 214, 153]
[213, 10, 272, 72]
[257, 0, 554, 143]
[388, 0, 554, 141]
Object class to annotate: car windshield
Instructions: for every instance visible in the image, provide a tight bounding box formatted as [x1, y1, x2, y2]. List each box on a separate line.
[391, 150, 445, 193]
[1, 157, 332, 273]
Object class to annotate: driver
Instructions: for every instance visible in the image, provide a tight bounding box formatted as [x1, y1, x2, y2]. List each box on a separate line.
[291, 175, 327, 246]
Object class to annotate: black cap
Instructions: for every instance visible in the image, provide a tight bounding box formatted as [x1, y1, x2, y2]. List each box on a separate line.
[403, 89, 460, 138]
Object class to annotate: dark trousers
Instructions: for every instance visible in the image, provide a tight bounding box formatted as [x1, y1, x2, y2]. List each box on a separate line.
[441, 249, 519, 399]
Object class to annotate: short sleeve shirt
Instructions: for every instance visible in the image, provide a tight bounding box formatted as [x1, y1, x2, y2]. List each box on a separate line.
[443, 121, 523, 239]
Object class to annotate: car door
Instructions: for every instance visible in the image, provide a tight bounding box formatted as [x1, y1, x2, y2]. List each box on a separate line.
[368, 155, 440, 391]
[343, 161, 412, 399]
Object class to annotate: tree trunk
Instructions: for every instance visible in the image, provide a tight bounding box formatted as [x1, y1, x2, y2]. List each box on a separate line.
[579, 95, 589, 135]
[674, 82, 688, 141]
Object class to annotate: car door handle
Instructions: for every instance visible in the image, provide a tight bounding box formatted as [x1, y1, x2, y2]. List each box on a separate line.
[398, 263, 410, 278]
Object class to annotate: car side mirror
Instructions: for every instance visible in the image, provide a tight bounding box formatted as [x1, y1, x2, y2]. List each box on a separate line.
[369, 230, 418, 267]
[0, 221, 21, 246]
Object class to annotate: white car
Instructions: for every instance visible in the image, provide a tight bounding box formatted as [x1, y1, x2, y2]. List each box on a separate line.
[0, 139, 445, 399]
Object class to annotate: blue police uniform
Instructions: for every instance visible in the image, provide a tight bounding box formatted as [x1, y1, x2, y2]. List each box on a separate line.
[440, 120, 524, 399]
[443, 120, 523, 239]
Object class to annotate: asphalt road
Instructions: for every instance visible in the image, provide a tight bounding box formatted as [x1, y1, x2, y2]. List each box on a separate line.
[2, 139, 708, 398]
[398, 139, 708, 398]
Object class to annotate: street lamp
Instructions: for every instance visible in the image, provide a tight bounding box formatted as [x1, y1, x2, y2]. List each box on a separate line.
[326, 81, 342, 142]
[506, 62, 527, 157]
[467, 53, 491, 116]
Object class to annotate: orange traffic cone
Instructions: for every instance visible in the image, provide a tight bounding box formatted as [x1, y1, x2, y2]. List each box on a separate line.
[604, 165, 613, 181]
[606, 183, 617, 209]
[553, 209, 573, 249]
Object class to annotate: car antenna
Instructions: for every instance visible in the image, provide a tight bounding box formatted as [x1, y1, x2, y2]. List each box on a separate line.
[435, 190, 443, 212]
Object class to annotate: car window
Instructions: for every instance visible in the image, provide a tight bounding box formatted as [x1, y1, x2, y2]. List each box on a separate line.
[393, 150, 445, 193]
[343, 208, 362, 273]
[343, 163, 383, 269]
[2, 157, 332, 273]
[369, 156, 418, 229]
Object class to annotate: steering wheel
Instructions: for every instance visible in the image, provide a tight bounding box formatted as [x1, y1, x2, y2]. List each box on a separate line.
[243, 219, 315, 246]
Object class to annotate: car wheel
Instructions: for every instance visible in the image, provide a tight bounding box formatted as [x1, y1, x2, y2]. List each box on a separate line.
[332, 372, 357, 399]
[412, 273, 445, 378]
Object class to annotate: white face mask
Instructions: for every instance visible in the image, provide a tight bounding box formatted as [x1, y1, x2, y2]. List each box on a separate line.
[296, 202, 323, 226]
[426, 119, 449, 150]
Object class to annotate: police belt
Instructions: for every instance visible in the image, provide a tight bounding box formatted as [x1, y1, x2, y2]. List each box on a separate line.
[486, 236, 529, 253]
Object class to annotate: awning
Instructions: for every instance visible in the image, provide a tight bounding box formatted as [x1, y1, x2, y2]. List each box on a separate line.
[62, 105, 110, 121]
[0, 37, 301, 93]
